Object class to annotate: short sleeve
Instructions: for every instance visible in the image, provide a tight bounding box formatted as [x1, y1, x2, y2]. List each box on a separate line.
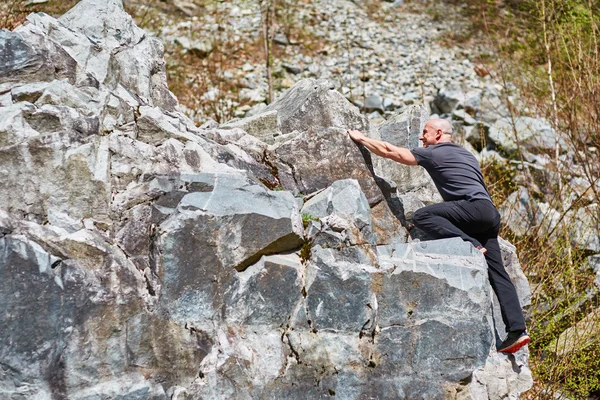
[410, 147, 434, 169]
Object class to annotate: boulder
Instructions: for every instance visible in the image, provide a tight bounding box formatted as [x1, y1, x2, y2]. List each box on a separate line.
[0, 1, 534, 398]
[488, 117, 565, 156]
[262, 78, 369, 136]
[219, 109, 281, 144]
[301, 179, 374, 246]
[433, 86, 481, 115]
[569, 204, 600, 252]
[274, 127, 383, 205]
[0, 27, 76, 88]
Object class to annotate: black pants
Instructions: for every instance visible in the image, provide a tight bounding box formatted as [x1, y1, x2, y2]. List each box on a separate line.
[413, 198, 526, 332]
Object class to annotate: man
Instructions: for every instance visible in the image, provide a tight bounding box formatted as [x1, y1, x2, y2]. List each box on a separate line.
[347, 119, 530, 354]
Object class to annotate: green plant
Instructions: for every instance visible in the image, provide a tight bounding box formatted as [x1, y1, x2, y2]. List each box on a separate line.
[301, 212, 319, 228]
[299, 239, 313, 263]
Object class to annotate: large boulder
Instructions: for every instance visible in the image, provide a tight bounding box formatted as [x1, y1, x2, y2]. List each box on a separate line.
[0, 27, 76, 88]
[273, 127, 383, 205]
[488, 117, 565, 156]
[262, 78, 369, 135]
[0, 1, 534, 399]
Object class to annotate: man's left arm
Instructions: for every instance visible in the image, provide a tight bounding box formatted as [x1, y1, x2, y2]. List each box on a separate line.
[347, 130, 417, 166]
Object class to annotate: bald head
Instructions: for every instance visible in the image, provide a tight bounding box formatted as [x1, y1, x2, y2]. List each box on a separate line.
[427, 119, 453, 136]
[420, 118, 453, 147]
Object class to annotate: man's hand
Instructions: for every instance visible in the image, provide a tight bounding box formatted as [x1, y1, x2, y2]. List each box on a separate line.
[347, 129, 366, 142]
[346, 129, 418, 166]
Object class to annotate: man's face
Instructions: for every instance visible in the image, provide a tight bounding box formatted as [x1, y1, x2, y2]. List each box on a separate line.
[420, 123, 439, 148]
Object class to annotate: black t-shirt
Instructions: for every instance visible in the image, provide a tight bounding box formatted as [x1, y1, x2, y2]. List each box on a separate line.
[411, 143, 492, 202]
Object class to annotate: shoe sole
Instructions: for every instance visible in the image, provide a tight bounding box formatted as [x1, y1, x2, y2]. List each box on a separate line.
[498, 336, 530, 353]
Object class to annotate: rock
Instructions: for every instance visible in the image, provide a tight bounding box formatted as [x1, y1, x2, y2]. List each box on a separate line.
[10, 82, 51, 103]
[378, 104, 427, 150]
[175, 36, 213, 58]
[365, 94, 384, 114]
[0, 133, 110, 229]
[262, 78, 369, 136]
[0, 28, 76, 88]
[569, 204, 600, 252]
[283, 63, 302, 75]
[273, 127, 383, 205]
[136, 106, 200, 145]
[173, 0, 200, 16]
[453, 108, 477, 125]
[273, 33, 290, 45]
[220, 109, 281, 144]
[376, 237, 496, 395]
[370, 105, 441, 204]
[552, 307, 600, 356]
[434, 86, 480, 114]
[488, 116, 565, 156]
[301, 179, 374, 246]
[499, 187, 562, 239]
[461, 352, 533, 400]
[588, 255, 600, 288]
[0, 1, 535, 398]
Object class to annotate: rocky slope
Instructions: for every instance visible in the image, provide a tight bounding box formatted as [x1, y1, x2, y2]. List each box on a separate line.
[0, 1, 539, 399]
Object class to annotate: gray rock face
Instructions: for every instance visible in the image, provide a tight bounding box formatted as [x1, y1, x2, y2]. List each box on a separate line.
[274, 127, 383, 205]
[0, 1, 533, 399]
[263, 78, 369, 135]
[488, 117, 564, 155]
[379, 104, 427, 150]
[0, 28, 76, 88]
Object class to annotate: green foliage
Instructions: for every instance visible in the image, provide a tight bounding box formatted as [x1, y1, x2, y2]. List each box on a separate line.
[299, 239, 313, 263]
[481, 159, 517, 206]
[301, 213, 319, 228]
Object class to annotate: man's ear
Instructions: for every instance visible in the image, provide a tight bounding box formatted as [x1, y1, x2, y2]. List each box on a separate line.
[436, 129, 443, 140]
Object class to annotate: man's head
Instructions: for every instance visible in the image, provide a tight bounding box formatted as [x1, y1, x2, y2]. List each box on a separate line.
[420, 119, 453, 147]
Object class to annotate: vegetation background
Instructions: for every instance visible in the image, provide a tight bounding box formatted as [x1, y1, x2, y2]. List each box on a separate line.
[1, 0, 598, 398]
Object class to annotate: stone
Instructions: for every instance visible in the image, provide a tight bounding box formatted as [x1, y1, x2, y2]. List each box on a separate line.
[175, 36, 213, 58]
[365, 94, 384, 114]
[273, 33, 290, 45]
[378, 104, 427, 150]
[0, 135, 110, 229]
[552, 308, 600, 356]
[569, 204, 600, 252]
[367, 106, 441, 204]
[10, 82, 51, 103]
[488, 116, 565, 156]
[434, 86, 481, 114]
[262, 78, 369, 136]
[0, 27, 76, 88]
[220, 109, 281, 144]
[301, 179, 374, 245]
[0, 0, 536, 397]
[461, 352, 533, 400]
[283, 63, 302, 75]
[136, 106, 200, 145]
[273, 127, 383, 205]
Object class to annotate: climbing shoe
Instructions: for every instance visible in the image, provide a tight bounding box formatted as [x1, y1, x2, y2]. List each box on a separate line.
[498, 330, 530, 353]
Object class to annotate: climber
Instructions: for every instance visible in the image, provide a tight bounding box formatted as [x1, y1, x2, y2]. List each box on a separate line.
[347, 119, 530, 354]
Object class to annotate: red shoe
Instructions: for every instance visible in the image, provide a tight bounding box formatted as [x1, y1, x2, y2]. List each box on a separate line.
[498, 330, 530, 353]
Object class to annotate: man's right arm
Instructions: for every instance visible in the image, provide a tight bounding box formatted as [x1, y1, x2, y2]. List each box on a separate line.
[347, 130, 418, 166]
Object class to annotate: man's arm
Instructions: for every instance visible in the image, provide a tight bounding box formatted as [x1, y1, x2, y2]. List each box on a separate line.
[347, 130, 418, 166]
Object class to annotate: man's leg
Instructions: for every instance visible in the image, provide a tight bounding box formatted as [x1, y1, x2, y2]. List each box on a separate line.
[412, 201, 483, 248]
[478, 235, 527, 332]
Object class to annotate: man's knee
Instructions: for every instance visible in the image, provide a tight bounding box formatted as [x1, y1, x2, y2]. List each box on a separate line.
[412, 207, 428, 228]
